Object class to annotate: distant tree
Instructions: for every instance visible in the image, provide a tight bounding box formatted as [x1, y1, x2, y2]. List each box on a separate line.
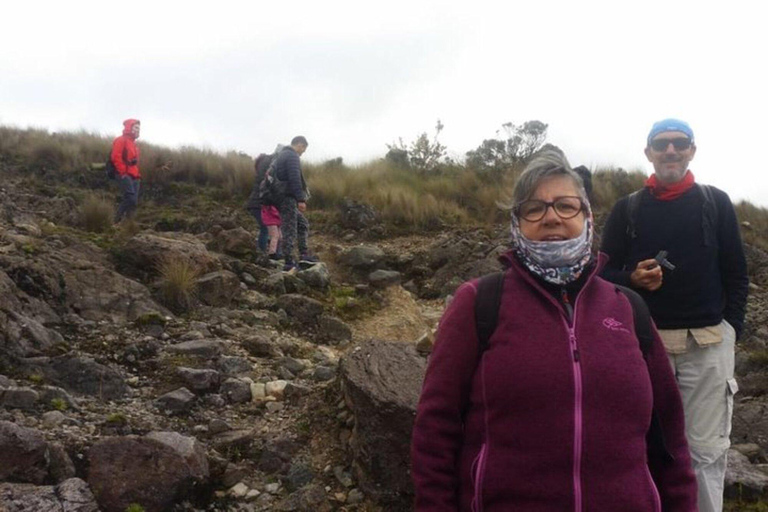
[322, 157, 344, 170]
[466, 120, 549, 174]
[386, 120, 447, 174]
[384, 146, 410, 169]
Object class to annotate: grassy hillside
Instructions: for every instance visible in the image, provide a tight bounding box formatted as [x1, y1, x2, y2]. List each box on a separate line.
[2, 125, 768, 244]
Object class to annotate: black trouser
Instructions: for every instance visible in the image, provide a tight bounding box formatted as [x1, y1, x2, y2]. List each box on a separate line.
[278, 196, 308, 262]
[115, 175, 140, 222]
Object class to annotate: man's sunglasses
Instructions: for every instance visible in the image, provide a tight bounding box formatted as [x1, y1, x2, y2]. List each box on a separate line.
[649, 138, 692, 152]
[514, 196, 585, 222]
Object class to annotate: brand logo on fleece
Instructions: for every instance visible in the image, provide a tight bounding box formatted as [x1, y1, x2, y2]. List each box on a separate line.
[603, 317, 630, 333]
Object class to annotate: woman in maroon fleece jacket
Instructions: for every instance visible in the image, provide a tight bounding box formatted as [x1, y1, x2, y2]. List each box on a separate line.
[411, 151, 697, 511]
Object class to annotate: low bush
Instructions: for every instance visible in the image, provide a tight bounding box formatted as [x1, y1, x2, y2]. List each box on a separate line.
[156, 256, 200, 314]
[81, 193, 114, 233]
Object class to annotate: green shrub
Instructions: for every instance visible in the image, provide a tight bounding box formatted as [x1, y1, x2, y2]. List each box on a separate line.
[106, 412, 127, 426]
[81, 193, 113, 233]
[156, 256, 200, 313]
[50, 398, 67, 411]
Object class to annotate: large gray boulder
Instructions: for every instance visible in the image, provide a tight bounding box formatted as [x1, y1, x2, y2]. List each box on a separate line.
[144, 431, 210, 482]
[207, 226, 254, 257]
[118, 232, 220, 280]
[0, 270, 62, 360]
[0, 478, 99, 512]
[0, 421, 50, 484]
[196, 270, 241, 307]
[338, 246, 387, 271]
[339, 199, 379, 231]
[339, 339, 426, 509]
[88, 434, 209, 512]
[0, 239, 169, 330]
[296, 263, 331, 289]
[177, 367, 221, 393]
[23, 355, 127, 400]
[725, 449, 768, 502]
[733, 398, 768, 449]
[0, 386, 39, 410]
[277, 294, 325, 325]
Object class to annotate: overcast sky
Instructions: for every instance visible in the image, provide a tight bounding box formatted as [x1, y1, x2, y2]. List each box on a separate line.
[2, 1, 766, 205]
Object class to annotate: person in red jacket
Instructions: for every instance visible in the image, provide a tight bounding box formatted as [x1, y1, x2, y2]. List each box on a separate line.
[411, 150, 697, 511]
[112, 119, 141, 223]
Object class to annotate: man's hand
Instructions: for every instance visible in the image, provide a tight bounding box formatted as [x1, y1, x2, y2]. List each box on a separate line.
[297, 201, 307, 212]
[630, 259, 663, 291]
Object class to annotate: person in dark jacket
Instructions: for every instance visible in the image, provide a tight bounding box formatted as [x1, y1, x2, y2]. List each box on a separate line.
[112, 119, 141, 222]
[411, 150, 697, 511]
[274, 136, 315, 271]
[600, 119, 748, 512]
[246, 145, 281, 253]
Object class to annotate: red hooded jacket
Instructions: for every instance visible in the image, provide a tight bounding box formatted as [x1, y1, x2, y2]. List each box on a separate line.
[111, 119, 141, 179]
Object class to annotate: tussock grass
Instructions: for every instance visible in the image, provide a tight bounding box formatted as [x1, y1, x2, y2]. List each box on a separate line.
[0, 126, 254, 199]
[735, 201, 768, 252]
[591, 167, 647, 211]
[6, 126, 768, 237]
[305, 160, 519, 228]
[80, 193, 113, 233]
[156, 256, 200, 313]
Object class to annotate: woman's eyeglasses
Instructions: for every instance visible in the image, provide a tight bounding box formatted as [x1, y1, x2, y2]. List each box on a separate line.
[515, 196, 585, 222]
[649, 138, 692, 152]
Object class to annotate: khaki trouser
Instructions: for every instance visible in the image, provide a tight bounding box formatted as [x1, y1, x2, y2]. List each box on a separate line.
[661, 320, 737, 512]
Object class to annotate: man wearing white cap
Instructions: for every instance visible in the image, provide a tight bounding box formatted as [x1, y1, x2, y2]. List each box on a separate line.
[600, 119, 749, 511]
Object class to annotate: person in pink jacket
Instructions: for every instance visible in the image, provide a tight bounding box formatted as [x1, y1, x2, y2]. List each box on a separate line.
[111, 118, 141, 223]
[411, 150, 697, 511]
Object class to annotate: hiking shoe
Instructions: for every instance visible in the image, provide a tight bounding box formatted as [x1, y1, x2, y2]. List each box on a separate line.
[283, 260, 297, 273]
[269, 253, 282, 261]
[299, 253, 319, 264]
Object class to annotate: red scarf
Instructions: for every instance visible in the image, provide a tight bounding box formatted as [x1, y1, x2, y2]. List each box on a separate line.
[645, 170, 695, 200]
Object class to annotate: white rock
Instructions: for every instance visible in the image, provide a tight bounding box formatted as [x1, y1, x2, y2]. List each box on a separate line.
[265, 380, 288, 400]
[250, 382, 266, 401]
[229, 482, 249, 498]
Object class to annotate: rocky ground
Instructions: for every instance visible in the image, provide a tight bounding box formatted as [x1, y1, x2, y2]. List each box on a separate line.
[2, 169, 768, 511]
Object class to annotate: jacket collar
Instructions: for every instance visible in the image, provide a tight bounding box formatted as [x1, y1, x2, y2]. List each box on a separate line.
[499, 250, 607, 290]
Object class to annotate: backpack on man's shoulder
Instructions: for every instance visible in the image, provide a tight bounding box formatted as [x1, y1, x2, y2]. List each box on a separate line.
[105, 153, 117, 180]
[258, 157, 287, 206]
[254, 153, 274, 183]
[105, 145, 129, 180]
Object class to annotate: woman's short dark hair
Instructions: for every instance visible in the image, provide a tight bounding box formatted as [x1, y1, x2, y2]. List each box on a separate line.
[504, 150, 588, 209]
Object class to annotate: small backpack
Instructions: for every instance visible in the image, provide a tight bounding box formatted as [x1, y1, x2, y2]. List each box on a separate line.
[473, 271, 673, 462]
[105, 146, 131, 180]
[258, 158, 287, 206]
[105, 153, 117, 180]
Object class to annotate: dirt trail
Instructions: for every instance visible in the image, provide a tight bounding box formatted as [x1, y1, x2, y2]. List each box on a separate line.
[311, 233, 446, 344]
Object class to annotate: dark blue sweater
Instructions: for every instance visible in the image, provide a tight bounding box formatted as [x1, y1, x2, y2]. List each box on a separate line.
[600, 185, 748, 338]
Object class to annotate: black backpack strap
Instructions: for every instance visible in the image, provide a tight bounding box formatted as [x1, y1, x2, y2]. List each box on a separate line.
[615, 284, 675, 464]
[698, 184, 719, 247]
[474, 272, 505, 356]
[627, 184, 718, 248]
[625, 189, 643, 240]
[615, 284, 653, 357]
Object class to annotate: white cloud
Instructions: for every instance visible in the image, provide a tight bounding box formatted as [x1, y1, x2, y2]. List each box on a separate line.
[2, 0, 767, 204]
